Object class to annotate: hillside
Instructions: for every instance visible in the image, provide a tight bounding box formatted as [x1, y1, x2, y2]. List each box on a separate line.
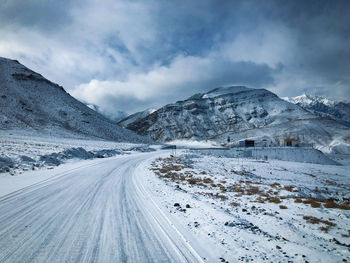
[118, 108, 156, 127]
[119, 86, 350, 152]
[0, 57, 149, 143]
[120, 86, 314, 141]
[283, 94, 350, 127]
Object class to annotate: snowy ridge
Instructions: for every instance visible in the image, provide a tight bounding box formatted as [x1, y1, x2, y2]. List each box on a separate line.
[120, 86, 350, 152]
[283, 94, 350, 127]
[203, 86, 250, 98]
[121, 86, 316, 142]
[0, 57, 150, 143]
[118, 108, 157, 127]
[283, 94, 336, 107]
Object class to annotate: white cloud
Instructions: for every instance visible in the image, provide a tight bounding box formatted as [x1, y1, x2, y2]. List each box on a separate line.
[72, 50, 276, 115]
[1, 0, 349, 118]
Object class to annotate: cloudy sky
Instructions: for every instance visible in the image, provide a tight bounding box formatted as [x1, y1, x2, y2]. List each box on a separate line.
[1, 0, 349, 117]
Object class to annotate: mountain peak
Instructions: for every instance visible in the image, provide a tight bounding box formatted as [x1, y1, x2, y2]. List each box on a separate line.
[284, 93, 350, 126]
[284, 93, 336, 107]
[204, 86, 251, 98]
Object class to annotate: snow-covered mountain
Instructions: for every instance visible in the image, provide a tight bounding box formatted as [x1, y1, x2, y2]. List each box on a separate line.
[118, 108, 156, 127]
[283, 94, 350, 127]
[120, 86, 350, 153]
[86, 104, 128, 122]
[120, 86, 314, 141]
[0, 57, 149, 143]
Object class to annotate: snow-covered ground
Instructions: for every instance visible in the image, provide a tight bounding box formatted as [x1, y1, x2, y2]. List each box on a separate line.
[195, 147, 338, 165]
[0, 131, 154, 175]
[0, 152, 207, 262]
[1, 135, 349, 262]
[146, 151, 350, 262]
[167, 139, 220, 148]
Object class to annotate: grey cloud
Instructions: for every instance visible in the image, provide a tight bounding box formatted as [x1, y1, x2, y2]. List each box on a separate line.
[0, 0, 349, 116]
[72, 54, 278, 117]
[0, 0, 74, 31]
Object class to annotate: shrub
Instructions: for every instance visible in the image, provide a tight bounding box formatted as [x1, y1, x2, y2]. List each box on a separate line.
[283, 185, 294, 192]
[338, 203, 350, 210]
[319, 226, 330, 233]
[188, 178, 198, 185]
[267, 197, 281, 204]
[324, 200, 337, 208]
[311, 201, 321, 208]
[270, 182, 281, 188]
[203, 177, 213, 184]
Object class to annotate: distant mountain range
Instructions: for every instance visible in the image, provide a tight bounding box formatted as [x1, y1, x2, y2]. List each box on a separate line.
[0, 57, 149, 143]
[1, 56, 348, 153]
[118, 86, 350, 153]
[86, 104, 128, 122]
[283, 94, 350, 127]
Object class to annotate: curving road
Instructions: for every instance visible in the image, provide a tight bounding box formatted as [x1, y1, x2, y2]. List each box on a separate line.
[0, 153, 203, 263]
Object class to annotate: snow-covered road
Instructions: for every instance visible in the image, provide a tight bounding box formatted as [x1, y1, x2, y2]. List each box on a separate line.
[0, 152, 203, 263]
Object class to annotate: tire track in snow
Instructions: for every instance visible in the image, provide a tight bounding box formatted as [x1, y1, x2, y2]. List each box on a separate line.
[0, 153, 203, 263]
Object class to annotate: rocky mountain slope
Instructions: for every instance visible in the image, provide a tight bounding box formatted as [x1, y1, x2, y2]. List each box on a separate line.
[284, 94, 350, 127]
[119, 86, 314, 141]
[118, 108, 156, 127]
[119, 86, 350, 153]
[0, 57, 149, 143]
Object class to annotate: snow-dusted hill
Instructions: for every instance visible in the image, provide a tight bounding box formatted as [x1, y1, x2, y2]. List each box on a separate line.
[118, 108, 156, 127]
[120, 86, 350, 152]
[120, 86, 314, 141]
[284, 94, 350, 127]
[0, 57, 149, 143]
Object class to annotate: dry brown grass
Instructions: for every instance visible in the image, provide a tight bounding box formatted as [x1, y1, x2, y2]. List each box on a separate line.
[283, 185, 294, 192]
[341, 230, 350, 238]
[188, 178, 200, 185]
[319, 226, 331, 233]
[203, 177, 213, 184]
[197, 183, 208, 188]
[270, 182, 281, 188]
[204, 192, 228, 201]
[219, 186, 227, 192]
[246, 186, 261, 195]
[311, 202, 321, 208]
[323, 200, 350, 210]
[254, 197, 266, 203]
[337, 203, 350, 210]
[303, 216, 336, 228]
[230, 202, 240, 207]
[266, 197, 281, 204]
[303, 197, 324, 208]
[152, 157, 350, 214]
[229, 185, 245, 193]
[215, 193, 228, 201]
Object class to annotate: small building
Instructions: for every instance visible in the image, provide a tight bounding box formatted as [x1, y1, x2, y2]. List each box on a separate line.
[239, 140, 255, 147]
[281, 139, 299, 147]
